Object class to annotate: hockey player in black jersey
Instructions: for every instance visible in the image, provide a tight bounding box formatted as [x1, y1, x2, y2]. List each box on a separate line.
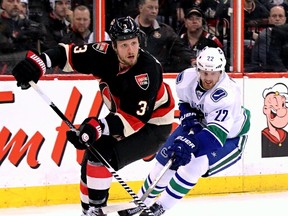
[11, 16, 175, 216]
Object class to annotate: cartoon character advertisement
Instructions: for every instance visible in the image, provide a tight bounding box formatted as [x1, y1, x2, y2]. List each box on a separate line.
[262, 83, 288, 158]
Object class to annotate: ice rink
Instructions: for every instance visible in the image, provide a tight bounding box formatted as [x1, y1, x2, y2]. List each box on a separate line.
[0, 191, 287, 216]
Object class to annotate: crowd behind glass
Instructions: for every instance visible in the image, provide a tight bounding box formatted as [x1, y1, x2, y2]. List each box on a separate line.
[1, 0, 288, 75]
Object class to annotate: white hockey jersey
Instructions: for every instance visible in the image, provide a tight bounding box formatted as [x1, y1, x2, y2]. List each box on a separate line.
[176, 68, 250, 145]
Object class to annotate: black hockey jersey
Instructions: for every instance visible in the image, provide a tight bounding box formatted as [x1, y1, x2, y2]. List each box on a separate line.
[43, 42, 175, 137]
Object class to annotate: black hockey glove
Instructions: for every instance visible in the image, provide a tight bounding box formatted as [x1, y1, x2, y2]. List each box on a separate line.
[167, 133, 199, 169]
[66, 117, 104, 150]
[12, 50, 46, 90]
[78, 117, 103, 146]
[66, 130, 87, 150]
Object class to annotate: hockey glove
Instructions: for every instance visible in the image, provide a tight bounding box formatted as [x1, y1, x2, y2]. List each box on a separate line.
[179, 103, 203, 133]
[66, 130, 87, 150]
[66, 117, 104, 149]
[167, 133, 198, 169]
[78, 117, 103, 146]
[12, 50, 46, 90]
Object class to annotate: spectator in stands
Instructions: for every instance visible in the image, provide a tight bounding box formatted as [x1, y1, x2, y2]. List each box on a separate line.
[42, 0, 72, 50]
[244, 0, 269, 41]
[199, 0, 230, 42]
[249, 5, 286, 72]
[176, 0, 201, 24]
[19, 0, 28, 18]
[180, 7, 223, 67]
[0, 0, 46, 74]
[61, 5, 110, 45]
[177, 1, 230, 40]
[0, 0, 46, 54]
[61, 5, 92, 45]
[267, 22, 288, 72]
[244, 0, 269, 65]
[177, 0, 230, 68]
[135, 0, 194, 73]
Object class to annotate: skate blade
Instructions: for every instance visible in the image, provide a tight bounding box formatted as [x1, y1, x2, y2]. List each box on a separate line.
[102, 202, 137, 214]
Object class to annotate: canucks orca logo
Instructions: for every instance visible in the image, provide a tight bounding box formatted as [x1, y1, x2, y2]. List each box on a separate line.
[160, 147, 169, 158]
[176, 71, 184, 84]
[211, 88, 227, 102]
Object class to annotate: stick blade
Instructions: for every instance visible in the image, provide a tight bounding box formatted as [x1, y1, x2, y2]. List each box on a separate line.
[102, 202, 137, 214]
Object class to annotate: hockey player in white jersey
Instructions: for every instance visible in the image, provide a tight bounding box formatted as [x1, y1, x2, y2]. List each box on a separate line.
[119, 46, 251, 216]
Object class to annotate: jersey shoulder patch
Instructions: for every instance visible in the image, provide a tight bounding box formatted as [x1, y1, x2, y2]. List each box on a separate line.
[176, 68, 196, 84]
[92, 42, 109, 54]
[176, 71, 184, 84]
[211, 88, 227, 102]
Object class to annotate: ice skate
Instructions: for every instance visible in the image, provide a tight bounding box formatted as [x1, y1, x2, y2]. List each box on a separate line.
[86, 206, 107, 216]
[117, 204, 142, 216]
[139, 202, 165, 216]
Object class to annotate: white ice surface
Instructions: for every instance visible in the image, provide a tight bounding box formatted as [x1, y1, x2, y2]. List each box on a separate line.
[0, 191, 287, 215]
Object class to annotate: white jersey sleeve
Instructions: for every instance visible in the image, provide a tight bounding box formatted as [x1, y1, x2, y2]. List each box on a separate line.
[175, 68, 199, 104]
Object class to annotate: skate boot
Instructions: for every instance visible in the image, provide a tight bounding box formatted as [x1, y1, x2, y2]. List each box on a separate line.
[86, 206, 107, 216]
[139, 202, 165, 216]
[117, 205, 142, 216]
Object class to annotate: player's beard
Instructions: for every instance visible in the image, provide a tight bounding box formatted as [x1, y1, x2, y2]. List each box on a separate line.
[201, 81, 214, 90]
[118, 54, 138, 68]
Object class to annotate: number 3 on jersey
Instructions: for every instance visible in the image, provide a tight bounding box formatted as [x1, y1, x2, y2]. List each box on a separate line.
[137, 101, 147, 116]
[74, 45, 88, 53]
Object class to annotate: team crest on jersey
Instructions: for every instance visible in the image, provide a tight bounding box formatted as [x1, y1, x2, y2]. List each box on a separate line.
[176, 72, 184, 84]
[211, 88, 227, 102]
[92, 42, 109, 54]
[135, 73, 149, 90]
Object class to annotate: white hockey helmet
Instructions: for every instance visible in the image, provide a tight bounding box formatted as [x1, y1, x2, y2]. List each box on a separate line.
[196, 46, 226, 73]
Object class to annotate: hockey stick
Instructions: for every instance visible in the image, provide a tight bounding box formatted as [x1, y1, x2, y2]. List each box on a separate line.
[102, 158, 174, 214]
[141, 157, 174, 201]
[28, 81, 154, 216]
[28, 81, 76, 131]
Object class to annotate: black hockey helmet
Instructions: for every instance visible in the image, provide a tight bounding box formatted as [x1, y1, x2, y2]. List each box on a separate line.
[109, 16, 140, 42]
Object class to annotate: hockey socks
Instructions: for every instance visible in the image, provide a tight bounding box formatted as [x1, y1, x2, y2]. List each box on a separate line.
[157, 155, 208, 210]
[81, 160, 112, 211]
[138, 161, 176, 206]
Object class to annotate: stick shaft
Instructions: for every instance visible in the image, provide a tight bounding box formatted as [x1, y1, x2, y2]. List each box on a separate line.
[29, 81, 75, 130]
[29, 81, 153, 215]
[102, 159, 173, 214]
[141, 158, 173, 201]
